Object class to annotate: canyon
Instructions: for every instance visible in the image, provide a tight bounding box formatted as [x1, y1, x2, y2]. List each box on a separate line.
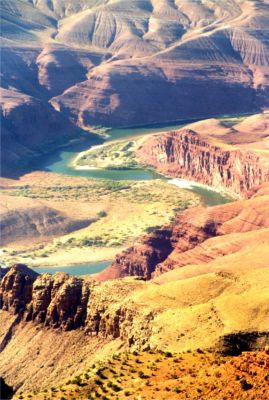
[1, 0, 269, 175]
[1, 242, 269, 392]
[97, 113, 269, 279]
[1, 1, 269, 398]
[0, 113, 269, 396]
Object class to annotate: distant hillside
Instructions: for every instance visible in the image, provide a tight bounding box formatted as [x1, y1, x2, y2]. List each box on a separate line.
[1, 0, 269, 175]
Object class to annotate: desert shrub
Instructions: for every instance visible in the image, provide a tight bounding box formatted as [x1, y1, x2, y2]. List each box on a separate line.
[111, 383, 122, 392]
[71, 376, 82, 385]
[145, 225, 161, 233]
[164, 351, 173, 358]
[240, 379, 253, 390]
[138, 371, 150, 379]
[97, 211, 107, 218]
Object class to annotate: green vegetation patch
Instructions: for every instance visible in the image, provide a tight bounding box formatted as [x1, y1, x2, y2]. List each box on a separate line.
[75, 140, 141, 170]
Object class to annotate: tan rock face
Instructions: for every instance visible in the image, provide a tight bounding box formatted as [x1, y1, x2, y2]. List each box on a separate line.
[0, 266, 90, 331]
[0, 266, 148, 342]
[138, 129, 269, 198]
[0, 264, 38, 315]
[27, 273, 90, 330]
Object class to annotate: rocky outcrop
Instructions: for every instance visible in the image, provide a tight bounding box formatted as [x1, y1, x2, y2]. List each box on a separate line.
[138, 129, 269, 198]
[0, 264, 38, 315]
[0, 265, 90, 331]
[98, 228, 173, 281]
[27, 273, 90, 330]
[0, 265, 149, 343]
[1, 251, 269, 391]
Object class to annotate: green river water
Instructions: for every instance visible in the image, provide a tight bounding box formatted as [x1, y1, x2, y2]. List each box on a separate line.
[32, 117, 237, 276]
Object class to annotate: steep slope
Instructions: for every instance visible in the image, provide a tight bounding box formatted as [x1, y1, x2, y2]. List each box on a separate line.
[16, 349, 269, 400]
[98, 191, 269, 280]
[1, 0, 269, 176]
[0, 255, 269, 392]
[50, 1, 269, 127]
[0, 87, 85, 176]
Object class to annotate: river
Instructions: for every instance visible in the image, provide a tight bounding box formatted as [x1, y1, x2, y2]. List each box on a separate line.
[33, 117, 234, 276]
[32, 261, 111, 276]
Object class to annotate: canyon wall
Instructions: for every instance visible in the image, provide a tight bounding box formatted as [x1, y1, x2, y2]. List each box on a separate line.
[1, 229, 269, 391]
[0, 265, 151, 345]
[99, 189, 269, 281]
[138, 129, 269, 198]
[1, 0, 269, 177]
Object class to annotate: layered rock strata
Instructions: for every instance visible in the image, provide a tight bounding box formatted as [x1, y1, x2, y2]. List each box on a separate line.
[0, 265, 90, 331]
[0, 265, 151, 345]
[138, 129, 269, 198]
[1, 0, 269, 176]
[98, 189, 269, 281]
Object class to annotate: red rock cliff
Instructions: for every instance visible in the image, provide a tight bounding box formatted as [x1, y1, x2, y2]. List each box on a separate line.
[98, 191, 269, 281]
[138, 129, 269, 198]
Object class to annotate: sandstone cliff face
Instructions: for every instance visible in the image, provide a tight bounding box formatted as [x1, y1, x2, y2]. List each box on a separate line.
[27, 273, 90, 330]
[138, 129, 269, 198]
[0, 265, 38, 315]
[0, 266, 90, 331]
[0, 265, 151, 345]
[98, 228, 173, 281]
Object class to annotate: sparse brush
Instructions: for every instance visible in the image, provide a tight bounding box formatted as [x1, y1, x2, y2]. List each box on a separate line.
[240, 379, 253, 391]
